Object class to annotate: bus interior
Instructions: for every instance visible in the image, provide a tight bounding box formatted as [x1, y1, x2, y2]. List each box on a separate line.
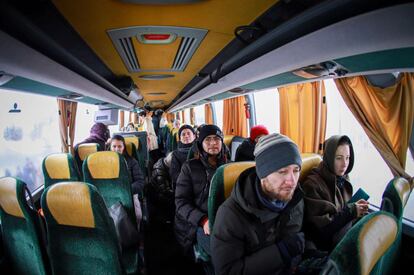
[1, 0, 414, 274]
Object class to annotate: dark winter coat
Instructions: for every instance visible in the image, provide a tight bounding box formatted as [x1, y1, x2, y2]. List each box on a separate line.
[301, 135, 356, 251]
[148, 155, 175, 223]
[174, 149, 227, 255]
[211, 167, 304, 275]
[150, 155, 173, 204]
[235, 138, 256, 161]
[125, 155, 145, 197]
[170, 141, 195, 189]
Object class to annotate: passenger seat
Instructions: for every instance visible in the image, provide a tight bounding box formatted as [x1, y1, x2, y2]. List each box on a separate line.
[42, 153, 80, 188]
[0, 177, 49, 275]
[41, 181, 125, 275]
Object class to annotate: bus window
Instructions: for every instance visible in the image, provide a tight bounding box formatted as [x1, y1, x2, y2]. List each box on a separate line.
[404, 151, 414, 221]
[253, 88, 280, 133]
[0, 89, 61, 192]
[73, 103, 99, 146]
[184, 109, 191, 125]
[194, 105, 205, 125]
[214, 100, 224, 129]
[324, 79, 394, 208]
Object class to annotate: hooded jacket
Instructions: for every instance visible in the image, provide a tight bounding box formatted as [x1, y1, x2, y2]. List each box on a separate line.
[174, 140, 227, 255]
[301, 135, 356, 251]
[211, 167, 304, 275]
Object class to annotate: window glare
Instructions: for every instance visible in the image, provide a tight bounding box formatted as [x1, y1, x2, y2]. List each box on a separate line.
[253, 88, 279, 134]
[184, 108, 191, 124]
[0, 89, 61, 192]
[324, 79, 395, 213]
[215, 101, 224, 130]
[73, 103, 99, 145]
[194, 105, 205, 125]
[405, 150, 414, 222]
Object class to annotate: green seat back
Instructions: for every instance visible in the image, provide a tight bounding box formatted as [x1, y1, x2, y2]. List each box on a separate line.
[83, 151, 135, 225]
[321, 211, 398, 275]
[82, 152, 139, 274]
[208, 162, 255, 230]
[379, 177, 411, 274]
[124, 135, 146, 177]
[42, 153, 80, 188]
[41, 181, 123, 275]
[124, 136, 140, 161]
[170, 128, 179, 151]
[74, 143, 101, 177]
[223, 135, 235, 149]
[0, 177, 48, 275]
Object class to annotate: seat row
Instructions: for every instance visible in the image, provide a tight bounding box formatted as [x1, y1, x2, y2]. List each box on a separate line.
[0, 150, 142, 274]
[197, 153, 412, 275]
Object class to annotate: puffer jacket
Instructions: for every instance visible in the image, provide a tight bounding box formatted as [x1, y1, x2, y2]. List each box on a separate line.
[211, 167, 304, 275]
[174, 146, 227, 255]
[170, 141, 195, 189]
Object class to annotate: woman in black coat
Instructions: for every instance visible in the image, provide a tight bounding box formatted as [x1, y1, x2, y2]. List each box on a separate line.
[170, 125, 196, 190]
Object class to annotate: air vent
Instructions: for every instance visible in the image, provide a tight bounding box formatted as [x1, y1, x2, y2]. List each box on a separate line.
[139, 74, 174, 80]
[107, 26, 207, 73]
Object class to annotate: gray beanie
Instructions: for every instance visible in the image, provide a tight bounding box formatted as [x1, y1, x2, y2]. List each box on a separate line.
[254, 133, 302, 179]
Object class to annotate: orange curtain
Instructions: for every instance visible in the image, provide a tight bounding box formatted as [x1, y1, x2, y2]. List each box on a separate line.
[222, 96, 248, 137]
[278, 81, 327, 154]
[334, 73, 414, 178]
[181, 110, 186, 123]
[119, 110, 125, 130]
[190, 108, 196, 125]
[205, 104, 213, 124]
[68, 102, 77, 155]
[57, 99, 77, 154]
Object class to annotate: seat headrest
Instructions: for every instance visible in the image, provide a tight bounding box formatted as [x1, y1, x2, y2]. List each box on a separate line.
[124, 136, 139, 149]
[44, 153, 71, 179]
[46, 182, 95, 228]
[223, 135, 235, 147]
[125, 143, 134, 157]
[299, 153, 322, 183]
[392, 177, 411, 208]
[78, 143, 99, 160]
[86, 151, 120, 179]
[215, 162, 255, 199]
[359, 213, 397, 275]
[0, 177, 24, 218]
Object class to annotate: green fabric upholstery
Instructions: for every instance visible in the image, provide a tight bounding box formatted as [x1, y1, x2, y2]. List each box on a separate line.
[208, 162, 256, 231]
[0, 177, 48, 275]
[74, 143, 100, 177]
[379, 177, 411, 275]
[41, 182, 125, 275]
[321, 211, 398, 275]
[170, 130, 178, 151]
[124, 135, 146, 178]
[42, 153, 80, 188]
[82, 152, 139, 274]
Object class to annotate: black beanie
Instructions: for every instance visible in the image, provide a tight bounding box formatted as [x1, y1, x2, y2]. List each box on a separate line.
[254, 133, 302, 179]
[197, 124, 223, 145]
[178, 124, 195, 139]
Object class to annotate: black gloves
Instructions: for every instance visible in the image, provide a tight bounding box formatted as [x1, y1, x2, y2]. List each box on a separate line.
[277, 232, 305, 266]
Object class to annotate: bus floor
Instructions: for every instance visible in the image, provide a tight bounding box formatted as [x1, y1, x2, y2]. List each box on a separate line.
[143, 221, 205, 275]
